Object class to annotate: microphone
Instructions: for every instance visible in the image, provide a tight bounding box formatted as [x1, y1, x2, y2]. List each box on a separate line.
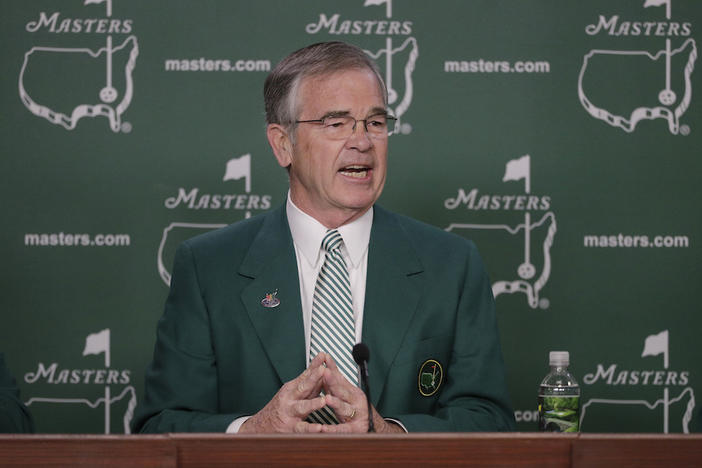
[352, 343, 374, 433]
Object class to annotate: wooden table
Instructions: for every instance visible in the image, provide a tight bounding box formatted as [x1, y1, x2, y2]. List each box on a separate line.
[1, 433, 700, 467]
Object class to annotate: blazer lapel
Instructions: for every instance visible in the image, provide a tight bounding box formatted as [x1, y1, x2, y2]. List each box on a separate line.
[239, 205, 306, 385]
[362, 206, 423, 406]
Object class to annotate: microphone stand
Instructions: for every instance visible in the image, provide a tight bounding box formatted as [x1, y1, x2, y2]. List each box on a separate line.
[359, 360, 375, 433]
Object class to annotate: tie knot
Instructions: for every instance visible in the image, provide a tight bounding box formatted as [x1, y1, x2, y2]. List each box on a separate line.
[322, 229, 343, 253]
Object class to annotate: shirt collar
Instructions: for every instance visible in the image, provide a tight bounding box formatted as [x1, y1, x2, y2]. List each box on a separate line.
[286, 193, 373, 269]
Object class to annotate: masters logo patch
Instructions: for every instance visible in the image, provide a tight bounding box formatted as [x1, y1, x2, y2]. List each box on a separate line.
[418, 359, 443, 397]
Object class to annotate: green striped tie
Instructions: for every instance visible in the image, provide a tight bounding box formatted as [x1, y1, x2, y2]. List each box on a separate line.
[308, 229, 358, 424]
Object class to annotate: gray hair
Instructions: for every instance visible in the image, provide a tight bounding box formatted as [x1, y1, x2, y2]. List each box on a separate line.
[264, 41, 387, 130]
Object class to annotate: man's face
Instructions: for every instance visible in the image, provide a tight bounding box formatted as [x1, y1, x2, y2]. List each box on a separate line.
[283, 68, 388, 228]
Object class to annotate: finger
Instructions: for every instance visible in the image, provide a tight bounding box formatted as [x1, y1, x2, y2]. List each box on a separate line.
[309, 372, 325, 398]
[294, 421, 324, 433]
[322, 367, 359, 401]
[292, 395, 327, 419]
[321, 352, 339, 371]
[327, 395, 360, 427]
[295, 363, 325, 399]
[323, 394, 360, 423]
[309, 351, 327, 368]
[320, 423, 354, 433]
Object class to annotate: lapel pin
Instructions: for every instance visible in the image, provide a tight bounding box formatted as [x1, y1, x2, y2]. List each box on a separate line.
[261, 290, 280, 308]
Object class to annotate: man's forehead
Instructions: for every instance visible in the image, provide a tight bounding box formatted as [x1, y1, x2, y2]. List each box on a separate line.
[305, 65, 372, 78]
[297, 68, 386, 113]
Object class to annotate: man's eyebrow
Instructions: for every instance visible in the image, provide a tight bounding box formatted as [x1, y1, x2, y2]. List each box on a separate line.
[319, 110, 352, 120]
[367, 107, 388, 116]
[318, 108, 389, 120]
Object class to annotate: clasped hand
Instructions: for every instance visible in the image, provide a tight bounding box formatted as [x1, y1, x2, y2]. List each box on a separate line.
[239, 352, 400, 433]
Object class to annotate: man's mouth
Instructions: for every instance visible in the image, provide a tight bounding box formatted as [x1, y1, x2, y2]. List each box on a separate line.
[339, 165, 371, 178]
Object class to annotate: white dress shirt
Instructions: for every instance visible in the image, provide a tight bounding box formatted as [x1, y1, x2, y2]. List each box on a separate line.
[286, 195, 372, 365]
[286, 196, 408, 432]
[226, 195, 372, 433]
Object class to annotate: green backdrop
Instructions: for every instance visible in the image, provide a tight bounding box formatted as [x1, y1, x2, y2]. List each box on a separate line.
[1, 0, 699, 433]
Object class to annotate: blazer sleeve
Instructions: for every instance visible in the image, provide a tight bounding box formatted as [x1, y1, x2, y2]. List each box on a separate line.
[0, 353, 35, 433]
[132, 242, 240, 433]
[386, 244, 516, 432]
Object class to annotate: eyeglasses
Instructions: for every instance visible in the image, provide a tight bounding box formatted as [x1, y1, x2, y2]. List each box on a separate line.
[295, 113, 397, 140]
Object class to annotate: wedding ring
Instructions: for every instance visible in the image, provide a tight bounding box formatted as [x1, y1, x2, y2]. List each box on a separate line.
[348, 407, 356, 420]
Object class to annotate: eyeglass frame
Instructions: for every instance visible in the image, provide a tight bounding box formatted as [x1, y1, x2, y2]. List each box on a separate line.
[294, 112, 398, 138]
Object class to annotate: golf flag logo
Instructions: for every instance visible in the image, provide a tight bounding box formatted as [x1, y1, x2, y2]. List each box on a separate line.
[223, 154, 251, 192]
[83, 329, 110, 366]
[503, 154, 531, 192]
[642, 330, 669, 367]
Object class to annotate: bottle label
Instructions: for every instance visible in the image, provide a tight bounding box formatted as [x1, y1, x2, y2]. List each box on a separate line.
[538, 395, 580, 432]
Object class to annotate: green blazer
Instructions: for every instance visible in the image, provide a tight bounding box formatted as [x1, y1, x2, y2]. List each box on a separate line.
[0, 353, 34, 433]
[133, 205, 515, 433]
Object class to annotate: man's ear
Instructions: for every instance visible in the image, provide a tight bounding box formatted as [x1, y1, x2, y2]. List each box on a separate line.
[267, 124, 293, 168]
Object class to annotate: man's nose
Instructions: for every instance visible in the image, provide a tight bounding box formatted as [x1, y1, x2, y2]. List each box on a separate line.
[346, 120, 373, 150]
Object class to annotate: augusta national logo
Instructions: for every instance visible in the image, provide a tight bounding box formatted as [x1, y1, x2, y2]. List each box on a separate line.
[444, 155, 556, 309]
[305, 0, 418, 135]
[581, 330, 696, 433]
[159, 154, 273, 286]
[23, 329, 136, 434]
[579, 0, 697, 135]
[20, 0, 138, 133]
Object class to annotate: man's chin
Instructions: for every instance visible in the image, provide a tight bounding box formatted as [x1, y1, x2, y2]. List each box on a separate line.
[335, 181, 384, 206]
[335, 193, 381, 213]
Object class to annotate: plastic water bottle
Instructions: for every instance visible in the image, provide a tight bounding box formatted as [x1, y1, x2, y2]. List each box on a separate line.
[538, 351, 580, 432]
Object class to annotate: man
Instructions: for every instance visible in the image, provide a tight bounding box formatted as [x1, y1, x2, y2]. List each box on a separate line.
[1, 353, 35, 433]
[133, 41, 515, 433]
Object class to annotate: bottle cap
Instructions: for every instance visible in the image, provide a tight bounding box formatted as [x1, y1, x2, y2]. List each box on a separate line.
[549, 351, 570, 366]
